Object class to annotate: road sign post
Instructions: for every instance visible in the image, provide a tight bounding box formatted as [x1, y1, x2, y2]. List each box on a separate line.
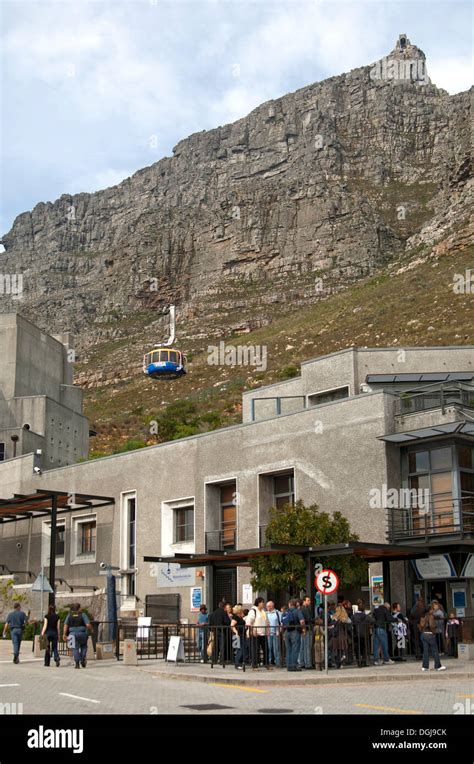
[315, 569, 340, 675]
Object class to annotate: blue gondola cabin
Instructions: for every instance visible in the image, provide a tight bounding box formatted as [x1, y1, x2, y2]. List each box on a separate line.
[143, 348, 187, 379]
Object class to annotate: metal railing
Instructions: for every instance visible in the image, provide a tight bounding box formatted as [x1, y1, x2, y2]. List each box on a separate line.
[205, 529, 237, 552]
[387, 494, 474, 542]
[109, 617, 473, 668]
[395, 382, 474, 416]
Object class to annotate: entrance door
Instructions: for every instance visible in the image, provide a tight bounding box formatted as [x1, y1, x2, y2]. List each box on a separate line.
[214, 568, 237, 609]
[427, 581, 447, 612]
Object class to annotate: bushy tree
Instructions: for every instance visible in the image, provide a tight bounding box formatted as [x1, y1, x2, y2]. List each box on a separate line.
[250, 500, 367, 595]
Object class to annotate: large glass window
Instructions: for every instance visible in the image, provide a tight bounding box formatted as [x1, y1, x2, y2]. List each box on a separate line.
[406, 445, 462, 535]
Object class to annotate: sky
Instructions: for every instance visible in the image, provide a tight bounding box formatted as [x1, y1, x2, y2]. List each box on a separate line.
[0, 0, 472, 237]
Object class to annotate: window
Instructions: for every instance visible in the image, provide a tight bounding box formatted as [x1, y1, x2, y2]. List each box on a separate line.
[307, 386, 349, 407]
[220, 484, 236, 549]
[169, 351, 178, 363]
[0, 442, 5, 462]
[458, 446, 474, 469]
[174, 507, 194, 542]
[273, 474, 295, 509]
[121, 494, 137, 596]
[406, 446, 456, 534]
[71, 516, 97, 563]
[159, 350, 168, 362]
[80, 521, 96, 554]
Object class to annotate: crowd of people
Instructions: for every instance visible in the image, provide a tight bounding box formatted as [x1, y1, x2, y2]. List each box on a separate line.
[195, 594, 463, 672]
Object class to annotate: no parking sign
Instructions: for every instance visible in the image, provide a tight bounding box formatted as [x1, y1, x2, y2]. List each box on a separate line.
[315, 569, 339, 596]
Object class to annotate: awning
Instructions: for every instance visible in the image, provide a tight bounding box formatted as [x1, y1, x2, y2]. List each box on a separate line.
[379, 421, 474, 444]
[0, 489, 115, 524]
[366, 372, 473, 384]
[144, 541, 429, 568]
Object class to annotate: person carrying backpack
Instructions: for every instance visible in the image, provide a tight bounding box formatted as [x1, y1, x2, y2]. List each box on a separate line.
[63, 603, 92, 669]
[282, 599, 305, 671]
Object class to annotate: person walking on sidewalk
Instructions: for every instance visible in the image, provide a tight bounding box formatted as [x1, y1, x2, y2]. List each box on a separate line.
[63, 603, 92, 669]
[419, 603, 447, 672]
[41, 605, 61, 667]
[2, 602, 28, 664]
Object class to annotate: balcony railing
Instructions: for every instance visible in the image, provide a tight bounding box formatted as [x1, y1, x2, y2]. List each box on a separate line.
[395, 382, 474, 417]
[387, 494, 474, 542]
[205, 529, 237, 552]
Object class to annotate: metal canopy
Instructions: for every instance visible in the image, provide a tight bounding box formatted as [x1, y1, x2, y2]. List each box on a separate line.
[0, 489, 115, 524]
[0, 489, 114, 608]
[366, 372, 473, 384]
[144, 541, 429, 568]
[379, 421, 474, 444]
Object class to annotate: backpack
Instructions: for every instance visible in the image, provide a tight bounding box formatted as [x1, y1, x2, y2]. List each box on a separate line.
[281, 609, 293, 628]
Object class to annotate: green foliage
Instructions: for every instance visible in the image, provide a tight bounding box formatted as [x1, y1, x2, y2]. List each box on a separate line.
[114, 439, 147, 453]
[250, 500, 367, 595]
[153, 401, 222, 442]
[277, 365, 299, 380]
[0, 578, 29, 611]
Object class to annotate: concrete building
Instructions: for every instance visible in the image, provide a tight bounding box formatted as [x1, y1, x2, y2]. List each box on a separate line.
[0, 315, 473, 624]
[0, 314, 89, 467]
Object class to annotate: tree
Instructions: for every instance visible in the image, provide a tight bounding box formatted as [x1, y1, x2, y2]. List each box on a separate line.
[0, 578, 29, 613]
[250, 500, 367, 596]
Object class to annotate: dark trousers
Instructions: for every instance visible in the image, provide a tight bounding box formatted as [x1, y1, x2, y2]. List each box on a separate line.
[421, 632, 441, 669]
[45, 631, 59, 664]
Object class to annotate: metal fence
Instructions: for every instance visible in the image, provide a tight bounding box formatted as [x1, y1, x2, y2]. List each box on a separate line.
[106, 617, 472, 669]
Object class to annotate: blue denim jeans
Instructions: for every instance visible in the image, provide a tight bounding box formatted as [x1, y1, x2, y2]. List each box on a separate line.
[421, 633, 441, 670]
[298, 630, 312, 667]
[267, 634, 281, 666]
[71, 632, 88, 663]
[11, 628, 22, 659]
[286, 630, 301, 670]
[373, 627, 389, 662]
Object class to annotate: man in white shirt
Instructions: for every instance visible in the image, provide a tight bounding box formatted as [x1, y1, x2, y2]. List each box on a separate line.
[266, 601, 282, 667]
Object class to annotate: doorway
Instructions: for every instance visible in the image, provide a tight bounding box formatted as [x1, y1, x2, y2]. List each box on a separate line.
[427, 581, 447, 612]
[213, 567, 237, 609]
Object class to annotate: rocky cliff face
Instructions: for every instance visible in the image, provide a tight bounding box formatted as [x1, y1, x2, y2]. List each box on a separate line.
[1, 36, 472, 349]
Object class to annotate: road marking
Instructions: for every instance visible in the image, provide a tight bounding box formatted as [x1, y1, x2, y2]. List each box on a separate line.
[355, 704, 424, 715]
[211, 683, 268, 694]
[0, 683, 20, 687]
[60, 692, 100, 704]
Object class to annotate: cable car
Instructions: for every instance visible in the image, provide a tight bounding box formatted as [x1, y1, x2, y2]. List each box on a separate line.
[143, 305, 187, 380]
[143, 347, 187, 379]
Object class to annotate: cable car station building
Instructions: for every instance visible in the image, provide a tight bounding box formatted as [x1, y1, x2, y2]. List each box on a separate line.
[0, 314, 473, 623]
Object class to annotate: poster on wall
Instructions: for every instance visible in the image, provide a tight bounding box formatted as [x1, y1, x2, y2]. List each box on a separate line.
[190, 587, 202, 612]
[371, 576, 384, 606]
[242, 584, 253, 604]
[412, 554, 457, 580]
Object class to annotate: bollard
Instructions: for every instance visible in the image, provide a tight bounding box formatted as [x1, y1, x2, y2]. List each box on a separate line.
[87, 638, 95, 661]
[124, 639, 138, 666]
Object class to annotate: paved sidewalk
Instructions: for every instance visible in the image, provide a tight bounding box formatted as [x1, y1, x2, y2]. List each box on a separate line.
[135, 656, 474, 686]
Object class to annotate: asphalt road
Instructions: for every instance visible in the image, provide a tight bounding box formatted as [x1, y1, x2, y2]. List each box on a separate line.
[0, 656, 472, 716]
